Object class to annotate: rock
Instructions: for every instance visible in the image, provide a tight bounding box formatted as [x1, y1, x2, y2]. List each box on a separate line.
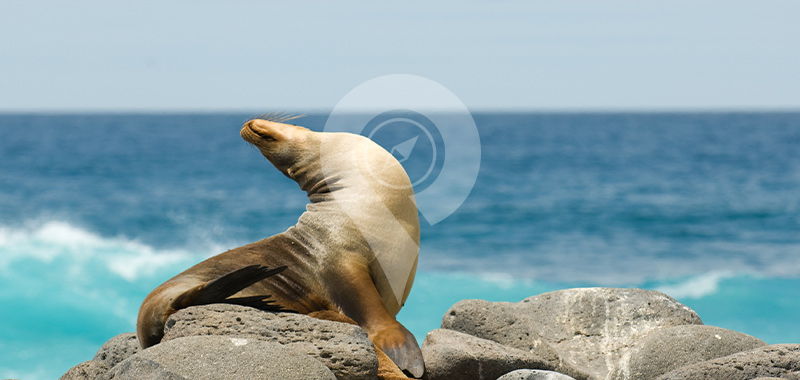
[497, 369, 578, 380]
[420, 329, 584, 380]
[108, 335, 336, 380]
[657, 344, 800, 380]
[442, 288, 702, 380]
[162, 304, 377, 380]
[93, 333, 141, 368]
[613, 325, 767, 380]
[98, 357, 186, 380]
[59, 360, 109, 380]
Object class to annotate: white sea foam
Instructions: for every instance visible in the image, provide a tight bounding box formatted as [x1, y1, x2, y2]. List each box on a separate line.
[107, 248, 190, 281]
[0, 221, 199, 281]
[477, 272, 536, 290]
[34, 221, 105, 247]
[655, 271, 735, 299]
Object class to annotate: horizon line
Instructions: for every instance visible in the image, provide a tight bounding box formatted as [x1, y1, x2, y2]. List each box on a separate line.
[1, 106, 799, 115]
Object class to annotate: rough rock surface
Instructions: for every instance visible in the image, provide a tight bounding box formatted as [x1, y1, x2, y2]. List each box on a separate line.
[93, 333, 141, 368]
[656, 344, 800, 380]
[421, 329, 580, 380]
[162, 304, 378, 380]
[108, 335, 337, 380]
[98, 357, 186, 380]
[613, 324, 767, 380]
[59, 360, 110, 380]
[498, 369, 579, 380]
[442, 288, 702, 380]
[59, 288, 800, 380]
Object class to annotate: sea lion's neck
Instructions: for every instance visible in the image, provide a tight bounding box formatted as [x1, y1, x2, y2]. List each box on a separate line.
[274, 131, 419, 311]
[280, 135, 419, 257]
[284, 170, 378, 255]
[285, 154, 328, 200]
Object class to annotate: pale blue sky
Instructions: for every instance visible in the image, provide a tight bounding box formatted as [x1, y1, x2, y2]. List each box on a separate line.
[1, 1, 798, 112]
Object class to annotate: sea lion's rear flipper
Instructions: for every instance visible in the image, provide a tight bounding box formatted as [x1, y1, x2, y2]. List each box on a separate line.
[225, 295, 293, 312]
[171, 265, 287, 310]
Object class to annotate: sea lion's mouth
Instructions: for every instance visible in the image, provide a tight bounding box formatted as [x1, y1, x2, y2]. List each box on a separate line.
[240, 126, 257, 145]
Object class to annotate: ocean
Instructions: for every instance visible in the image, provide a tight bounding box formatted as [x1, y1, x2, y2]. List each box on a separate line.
[1, 112, 798, 379]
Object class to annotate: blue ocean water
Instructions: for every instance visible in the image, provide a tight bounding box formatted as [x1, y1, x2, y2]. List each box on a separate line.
[1, 112, 799, 379]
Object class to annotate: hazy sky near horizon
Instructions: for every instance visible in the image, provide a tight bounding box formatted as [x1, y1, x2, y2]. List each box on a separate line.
[1, 1, 798, 112]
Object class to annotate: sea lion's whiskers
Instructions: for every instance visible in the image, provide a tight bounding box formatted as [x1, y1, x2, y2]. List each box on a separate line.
[247, 112, 303, 124]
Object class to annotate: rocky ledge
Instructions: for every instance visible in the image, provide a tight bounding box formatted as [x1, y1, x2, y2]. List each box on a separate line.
[60, 288, 800, 380]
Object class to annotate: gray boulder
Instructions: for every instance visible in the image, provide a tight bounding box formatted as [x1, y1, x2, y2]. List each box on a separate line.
[421, 329, 585, 380]
[107, 335, 336, 380]
[657, 344, 800, 380]
[93, 333, 141, 368]
[162, 304, 377, 380]
[59, 360, 109, 380]
[98, 357, 186, 380]
[613, 325, 767, 379]
[498, 369, 578, 380]
[442, 288, 702, 380]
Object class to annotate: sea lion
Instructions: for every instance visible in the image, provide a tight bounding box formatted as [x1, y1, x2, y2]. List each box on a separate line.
[136, 115, 424, 377]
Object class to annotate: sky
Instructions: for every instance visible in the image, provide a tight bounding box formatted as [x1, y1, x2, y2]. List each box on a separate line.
[1, 0, 799, 112]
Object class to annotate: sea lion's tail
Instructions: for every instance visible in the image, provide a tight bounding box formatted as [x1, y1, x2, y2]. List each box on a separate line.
[171, 265, 289, 312]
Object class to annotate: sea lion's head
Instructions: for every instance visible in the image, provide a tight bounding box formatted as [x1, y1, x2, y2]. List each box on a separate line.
[241, 115, 414, 198]
[241, 117, 323, 190]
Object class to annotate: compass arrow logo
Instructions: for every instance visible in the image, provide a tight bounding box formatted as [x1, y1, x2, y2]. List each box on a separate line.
[382, 135, 419, 171]
[391, 135, 419, 163]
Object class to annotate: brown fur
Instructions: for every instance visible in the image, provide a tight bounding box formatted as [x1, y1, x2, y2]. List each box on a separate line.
[137, 118, 424, 377]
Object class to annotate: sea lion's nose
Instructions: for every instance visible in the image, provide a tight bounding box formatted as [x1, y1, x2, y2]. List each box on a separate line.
[240, 121, 252, 137]
[242, 119, 263, 135]
[244, 119, 259, 130]
[241, 120, 263, 142]
[246, 119, 271, 132]
[244, 119, 282, 142]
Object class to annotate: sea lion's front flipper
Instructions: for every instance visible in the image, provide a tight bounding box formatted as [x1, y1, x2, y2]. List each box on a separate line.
[172, 265, 287, 309]
[329, 262, 425, 378]
[309, 310, 412, 380]
[374, 323, 423, 378]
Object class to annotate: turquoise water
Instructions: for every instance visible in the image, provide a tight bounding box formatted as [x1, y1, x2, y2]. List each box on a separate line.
[1, 112, 798, 379]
